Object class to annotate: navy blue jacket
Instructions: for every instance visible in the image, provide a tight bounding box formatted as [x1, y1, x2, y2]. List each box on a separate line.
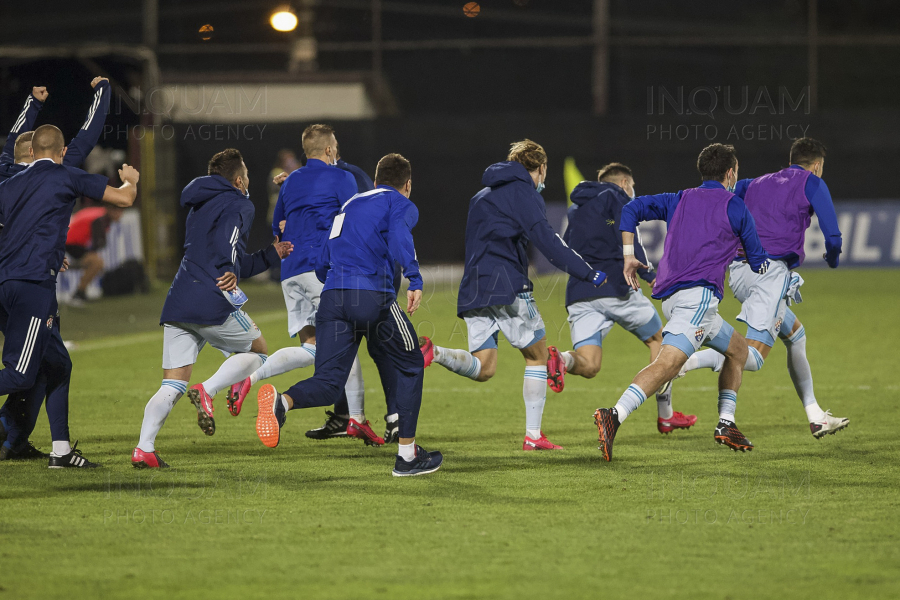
[272, 158, 357, 280]
[457, 161, 595, 316]
[0, 159, 108, 285]
[337, 159, 374, 194]
[160, 176, 279, 326]
[317, 186, 422, 296]
[0, 82, 111, 182]
[564, 181, 655, 305]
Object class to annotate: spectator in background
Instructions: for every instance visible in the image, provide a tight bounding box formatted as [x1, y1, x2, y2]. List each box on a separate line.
[64, 204, 124, 306]
[269, 149, 300, 223]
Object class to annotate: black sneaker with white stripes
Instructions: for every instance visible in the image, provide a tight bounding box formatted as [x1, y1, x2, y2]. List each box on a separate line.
[305, 411, 350, 440]
[1, 441, 50, 461]
[384, 415, 399, 444]
[48, 442, 100, 469]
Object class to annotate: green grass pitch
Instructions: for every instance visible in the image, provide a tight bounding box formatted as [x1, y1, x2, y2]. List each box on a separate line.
[2, 269, 899, 599]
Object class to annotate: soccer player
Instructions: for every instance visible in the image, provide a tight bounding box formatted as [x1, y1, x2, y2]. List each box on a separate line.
[593, 143, 770, 461]
[0, 77, 111, 460]
[546, 163, 697, 434]
[255, 153, 442, 476]
[132, 149, 292, 468]
[228, 125, 383, 445]
[677, 138, 848, 438]
[420, 140, 607, 451]
[0, 124, 138, 468]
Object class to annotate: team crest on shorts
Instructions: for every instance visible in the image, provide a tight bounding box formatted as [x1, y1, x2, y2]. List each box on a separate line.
[694, 328, 704, 342]
[775, 317, 783, 331]
[46, 316, 54, 330]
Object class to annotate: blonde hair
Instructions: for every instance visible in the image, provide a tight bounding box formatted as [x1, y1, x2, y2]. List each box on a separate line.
[507, 139, 547, 172]
[302, 124, 335, 157]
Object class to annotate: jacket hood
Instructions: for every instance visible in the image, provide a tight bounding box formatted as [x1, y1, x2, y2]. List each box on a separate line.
[570, 181, 623, 206]
[482, 161, 534, 188]
[181, 174, 243, 207]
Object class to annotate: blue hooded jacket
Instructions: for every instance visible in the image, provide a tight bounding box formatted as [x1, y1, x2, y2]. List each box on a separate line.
[564, 181, 655, 305]
[160, 175, 280, 326]
[456, 161, 595, 316]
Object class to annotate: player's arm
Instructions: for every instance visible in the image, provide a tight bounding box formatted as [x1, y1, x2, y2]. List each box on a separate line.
[2, 87, 46, 164]
[238, 240, 292, 279]
[315, 239, 331, 284]
[271, 185, 286, 240]
[101, 164, 139, 207]
[620, 192, 679, 289]
[733, 178, 753, 199]
[805, 176, 842, 268]
[611, 198, 654, 283]
[728, 196, 769, 274]
[517, 193, 602, 285]
[386, 200, 424, 314]
[64, 78, 110, 169]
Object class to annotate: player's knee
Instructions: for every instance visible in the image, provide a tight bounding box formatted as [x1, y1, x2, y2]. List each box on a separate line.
[4, 369, 37, 394]
[745, 346, 765, 371]
[475, 364, 496, 382]
[251, 336, 268, 355]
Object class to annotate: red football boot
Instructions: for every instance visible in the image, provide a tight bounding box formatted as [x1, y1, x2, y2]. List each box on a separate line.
[187, 384, 215, 436]
[523, 431, 563, 451]
[657, 411, 698, 434]
[419, 336, 434, 368]
[227, 377, 252, 417]
[131, 447, 170, 469]
[347, 418, 386, 446]
[546, 346, 566, 393]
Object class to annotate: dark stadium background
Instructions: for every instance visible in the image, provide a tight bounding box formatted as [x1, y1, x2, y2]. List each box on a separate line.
[2, 0, 899, 272]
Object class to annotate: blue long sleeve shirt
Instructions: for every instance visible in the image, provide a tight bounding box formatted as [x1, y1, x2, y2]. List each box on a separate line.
[317, 185, 422, 297]
[272, 158, 358, 280]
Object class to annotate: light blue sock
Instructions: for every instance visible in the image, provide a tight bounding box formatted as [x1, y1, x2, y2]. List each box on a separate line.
[613, 384, 648, 423]
[718, 389, 737, 422]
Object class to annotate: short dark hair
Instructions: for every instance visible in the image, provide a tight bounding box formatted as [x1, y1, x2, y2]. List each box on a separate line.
[31, 125, 65, 157]
[208, 148, 245, 182]
[302, 124, 335, 157]
[790, 137, 826, 167]
[507, 139, 547, 171]
[374, 153, 411, 190]
[697, 143, 737, 181]
[597, 162, 633, 182]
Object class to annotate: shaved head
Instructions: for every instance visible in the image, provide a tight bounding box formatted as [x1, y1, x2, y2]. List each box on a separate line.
[13, 131, 34, 163]
[31, 124, 65, 159]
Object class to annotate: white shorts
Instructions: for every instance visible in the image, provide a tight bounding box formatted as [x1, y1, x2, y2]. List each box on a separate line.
[567, 289, 662, 349]
[282, 271, 323, 337]
[462, 292, 546, 353]
[162, 310, 261, 369]
[661, 287, 733, 357]
[729, 260, 799, 346]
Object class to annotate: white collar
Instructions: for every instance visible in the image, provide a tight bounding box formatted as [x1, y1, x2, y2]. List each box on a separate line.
[26, 157, 57, 168]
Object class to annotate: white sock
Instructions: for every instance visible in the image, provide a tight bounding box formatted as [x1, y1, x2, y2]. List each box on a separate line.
[782, 326, 826, 422]
[137, 379, 187, 452]
[744, 347, 765, 371]
[386, 413, 398, 424]
[613, 384, 647, 424]
[51, 441, 72, 456]
[433, 346, 482, 380]
[202, 353, 265, 397]
[684, 349, 725, 373]
[656, 388, 673, 419]
[250, 344, 316, 385]
[560, 351, 575, 370]
[523, 366, 547, 435]
[398, 440, 416, 461]
[346, 355, 366, 422]
[718, 389, 737, 422]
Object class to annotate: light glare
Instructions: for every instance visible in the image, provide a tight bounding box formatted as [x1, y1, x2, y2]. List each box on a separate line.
[270, 11, 298, 32]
